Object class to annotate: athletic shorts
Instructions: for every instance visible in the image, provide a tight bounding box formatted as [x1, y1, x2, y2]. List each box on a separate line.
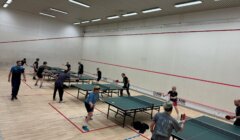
[170, 99, 178, 106]
[37, 73, 43, 78]
[85, 102, 94, 112]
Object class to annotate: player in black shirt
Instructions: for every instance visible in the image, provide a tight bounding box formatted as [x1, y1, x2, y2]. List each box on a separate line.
[120, 73, 130, 96]
[21, 58, 28, 66]
[35, 61, 48, 88]
[96, 68, 102, 82]
[78, 62, 84, 77]
[65, 62, 71, 71]
[227, 100, 240, 126]
[164, 86, 179, 117]
[33, 58, 39, 80]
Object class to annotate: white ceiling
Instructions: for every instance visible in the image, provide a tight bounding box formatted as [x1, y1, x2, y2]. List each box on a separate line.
[1, 0, 240, 26]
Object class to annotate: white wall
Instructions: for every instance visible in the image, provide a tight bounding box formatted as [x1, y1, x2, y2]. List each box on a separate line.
[81, 7, 240, 112]
[0, 8, 82, 71]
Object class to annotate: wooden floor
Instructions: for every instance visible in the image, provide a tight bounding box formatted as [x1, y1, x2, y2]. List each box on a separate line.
[0, 67, 208, 140]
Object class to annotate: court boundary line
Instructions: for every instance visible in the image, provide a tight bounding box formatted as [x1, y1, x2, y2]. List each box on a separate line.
[48, 102, 119, 134]
[65, 91, 150, 140]
[1, 28, 240, 44]
[81, 59, 240, 88]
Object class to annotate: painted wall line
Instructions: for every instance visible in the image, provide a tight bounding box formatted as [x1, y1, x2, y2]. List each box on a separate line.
[81, 59, 240, 89]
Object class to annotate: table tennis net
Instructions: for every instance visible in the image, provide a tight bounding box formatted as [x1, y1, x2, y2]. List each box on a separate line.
[190, 118, 240, 139]
[92, 82, 110, 89]
[130, 96, 154, 107]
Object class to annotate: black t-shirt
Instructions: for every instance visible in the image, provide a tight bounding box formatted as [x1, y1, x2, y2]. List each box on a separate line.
[234, 106, 240, 126]
[21, 60, 26, 66]
[78, 64, 84, 74]
[168, 91, 178, 102]
[34, 61, 39, 69]
[97, 70, 102, 79]
[123, 77, 129, 87]
[37, 65, 45, 74]
[66, 64, 71, 69]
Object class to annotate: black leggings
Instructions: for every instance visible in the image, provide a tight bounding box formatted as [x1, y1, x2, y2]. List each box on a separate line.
[12, 80, 21, 98]
[120, 85, 130, 96]
[53, 84, 64, 101]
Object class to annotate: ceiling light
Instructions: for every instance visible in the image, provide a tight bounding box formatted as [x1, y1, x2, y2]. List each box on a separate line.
[39, 12, 56, 18]
[142, 7, 162, 14]
[73, 22, 81, 25]
[81, 21, 90, 24]
[107, 16, 120, 20]
[122, 12, 138, 17]
[175, 0, 202, 8]
[6, 0, 12, 4]
[50, 8, 68, 14]
[91, 18, 101, 22]
[3, 3, 8, 8]
[68, 0, 90, 8]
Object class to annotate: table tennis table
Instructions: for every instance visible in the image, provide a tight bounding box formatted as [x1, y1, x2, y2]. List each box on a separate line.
[104, 95, 164, 127]
[172, 116, 240, 140]
[71, 83, 123, 99]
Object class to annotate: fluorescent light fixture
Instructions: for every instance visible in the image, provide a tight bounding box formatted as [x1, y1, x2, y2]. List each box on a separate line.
[50, 8, 68, 14]
[73, 22, 81, 25]
[142, 7, 162, 14]
[91, 18, 101, 22]
[6, 0, 12, 4]
[107, 15, 120, 20]
[175, 0, 202, 8]
[81, 21, 90, 24]
[68, 0, 90, 8]
[39, 12, 56, 18]
[3, 3, 8, 8]
[122, 12, 138, 17]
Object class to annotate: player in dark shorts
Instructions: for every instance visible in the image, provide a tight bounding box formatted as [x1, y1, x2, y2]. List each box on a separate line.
[8, 60, 26, 100]
[65, 62, 71, 71]
[166, 86, 179, 117]
[53, 70, 70, 103]
[78, 62, 84, 77]
[33, 58, 39, 80]
[96, 68, 101, 82]
[35, 61, 48, 88]
[226, 100, 240, 126]
[120, 73, 130, 96]
[82, 86, 100, 132]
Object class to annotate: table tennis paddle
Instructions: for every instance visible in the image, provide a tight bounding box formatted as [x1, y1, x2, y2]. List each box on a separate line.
[115, 80, 119, 82]
[225, 115, 231, 120]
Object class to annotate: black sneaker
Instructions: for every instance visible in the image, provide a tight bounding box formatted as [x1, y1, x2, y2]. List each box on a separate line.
[11, 97, 14, 101]
[14, 96, 18, 100]
[33, 77, 36, 80]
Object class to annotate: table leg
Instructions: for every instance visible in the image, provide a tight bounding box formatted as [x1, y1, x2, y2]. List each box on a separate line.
[77, 89, 80, 99]
[107, 104, 110, 119]
[123, 111, 126, 127]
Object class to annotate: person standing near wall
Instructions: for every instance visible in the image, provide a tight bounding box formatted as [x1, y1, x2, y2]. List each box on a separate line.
[21, 58, 28, 66]
[226, 100, 240, 126]
[150, 101, 185, 140]
[35, 61, 48, 88]
[33, 58, 39, 80]
[78, 62, 84, 77]
[96, 68, 102, 82]
[120, 73, 131, 96]
[8, 60, 26, 101]
[65, 62, 71, 71]
[53, 70, 70, 103]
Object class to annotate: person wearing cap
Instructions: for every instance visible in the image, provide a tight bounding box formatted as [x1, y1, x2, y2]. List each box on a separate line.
[8, 60, 26, 101]
[150, 101, 185, 140]
[82, 86, 100, 132]
[53, 69, 70, 103]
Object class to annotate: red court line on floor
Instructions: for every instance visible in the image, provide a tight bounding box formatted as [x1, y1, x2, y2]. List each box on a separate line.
[65, 91, 150, 139]
[81, 59, 240, 88]
[49, 102, 119, 134]
[23, 81, 32, 89]
[0, 94, 52, 98]
[48, 102, 84, 133]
